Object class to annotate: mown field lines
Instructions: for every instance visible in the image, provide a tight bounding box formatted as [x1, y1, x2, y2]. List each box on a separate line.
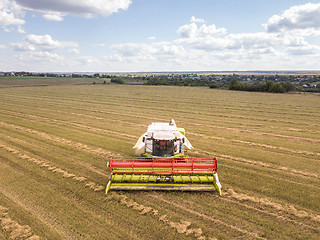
[0, 83, 319, 239]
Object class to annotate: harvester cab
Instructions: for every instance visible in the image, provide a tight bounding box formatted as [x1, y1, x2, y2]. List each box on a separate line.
[133, 119, 192, 158]
[106, 119, 222, 195]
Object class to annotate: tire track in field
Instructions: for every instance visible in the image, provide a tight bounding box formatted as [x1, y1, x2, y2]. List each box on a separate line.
[1, 107, 319, 209]
[99, 94, 319, 118]
[0, 130, 212, 239]
[2, 108, 319, 182]
[0, 109, 137, 141]
[4, 122, 316, 236]
[0, 205, 40, 240]
[220, 195, 319, 231]
[61, 106, 320, 144]
[0, 135, 157, 239]
[1, 113, 318, 182]
[187, 121, 320, 144]
[188, 132, 320, 158]
[31, 108, 320, 160]
[1, 111, 318, 237]
[1, 108, 319, 161]
[232, 139, 320, 157]
[146, 193, 266, 239]
[2, 97, 320, 150]
[20, 101, 320, 144]
[2, 96, 320, 135]
[10, 93, 320, 129]
[269, 125, 320, 134]
[4, 92, 318, 122]
[0, 121, 113, 159]
[0, 131, 107, 179]
[0, 184, 73, 240]
[0, 119, 260, 239]
[4, 104, 319, 183]
[225, 189, 320, 223]
[109, 193, 216, 240]
[0, 122, 248, 239]
[1, 114, 319, 191]
[7, 92, 320, 128]
[149, 191, 319, 235]
[2, 135, 317, 240]
[0, 143, 104, 192]
[195, 149, 320, 180]
[221, 161, 319, 192]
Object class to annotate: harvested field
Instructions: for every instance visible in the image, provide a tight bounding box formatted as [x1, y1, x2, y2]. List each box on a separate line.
[0, 79, 319, 239]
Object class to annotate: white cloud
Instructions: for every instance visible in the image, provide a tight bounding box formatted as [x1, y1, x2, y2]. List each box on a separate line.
[0, 43, 5, 48]
[2, 26, 11, 32]
[25, 34, 58, 48]
[11, 34, 79, 68]
[2, 24, 24, 33]
[264, 3, 320, 35]
[16, 24, 24, 33]
[4, 2, 320, 72]
[42, 12, 64, 21]
[68, 48, 80, 54]
[0, 9, 24, 25]
[11, 34, 68, 67]
[15, 51, 64, 62]
[107, 41, 187, 66]
[198, 24, 227, 36]
[160, 44, 185, 56]
[105, 8, 320, 71]
[15, 0, 132, 19]
[0, 0, 25, 32]
[111, 43, 158, 57]
[0, 0, 25, 28]
[24, 34, 78, 50]
[190, 16, 205, 23]
[286, 44, 320, 55]
[11, 42, 35, 51]
[177, 21, 227, 39]
[227, 32, 281, 49]
[76, 56, 100, 65]
[177, 22, 198, 38]
[104, 54, 125, 63]
[1, 0, 132, 26]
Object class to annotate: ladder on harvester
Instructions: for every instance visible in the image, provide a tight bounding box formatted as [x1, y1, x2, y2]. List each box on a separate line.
[106, 157, 222, 195]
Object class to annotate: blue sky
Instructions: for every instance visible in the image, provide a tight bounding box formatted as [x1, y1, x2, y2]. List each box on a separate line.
[1, 0, 320, 72]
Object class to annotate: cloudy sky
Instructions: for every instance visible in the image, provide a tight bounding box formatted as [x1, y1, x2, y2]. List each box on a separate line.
[1, 0, 320, 72]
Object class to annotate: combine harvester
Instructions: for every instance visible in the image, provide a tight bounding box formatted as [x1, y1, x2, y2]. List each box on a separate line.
[106, 119, 222, 195]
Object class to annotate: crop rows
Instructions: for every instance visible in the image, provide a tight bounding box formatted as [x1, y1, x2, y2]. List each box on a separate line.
[0, 83, 319, 239]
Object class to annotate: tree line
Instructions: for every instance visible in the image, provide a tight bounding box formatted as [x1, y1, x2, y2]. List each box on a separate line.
[144, 77, 298, 93]
[228, 79, 296, 93]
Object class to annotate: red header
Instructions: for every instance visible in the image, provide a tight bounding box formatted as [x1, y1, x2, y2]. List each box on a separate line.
[110, 157, 218, 175]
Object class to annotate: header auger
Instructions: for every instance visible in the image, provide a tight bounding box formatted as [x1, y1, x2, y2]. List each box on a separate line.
[106, 119, 222, 195]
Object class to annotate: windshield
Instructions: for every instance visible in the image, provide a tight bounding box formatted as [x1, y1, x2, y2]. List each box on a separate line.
[153, 140, 174, 157]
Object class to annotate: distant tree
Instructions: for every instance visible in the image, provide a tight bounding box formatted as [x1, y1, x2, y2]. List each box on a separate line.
[282, 81, 296, 92]
[229, 79, 242, 90]
[111, 78, 124, 84]
[209, 83, 219, 89]
[269, 82, 285, 93]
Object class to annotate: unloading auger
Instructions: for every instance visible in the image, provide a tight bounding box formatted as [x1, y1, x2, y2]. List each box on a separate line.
[106, 119, 222, 195]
